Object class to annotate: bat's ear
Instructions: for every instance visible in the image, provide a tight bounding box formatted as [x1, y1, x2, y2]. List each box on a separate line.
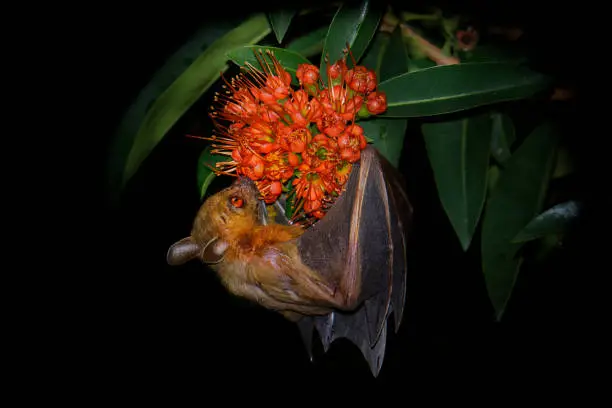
[201, 237, 228, 264]
[167, 237, 201, 266]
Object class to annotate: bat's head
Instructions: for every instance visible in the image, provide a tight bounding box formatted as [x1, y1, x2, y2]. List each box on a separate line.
[166, 176, 264, 266]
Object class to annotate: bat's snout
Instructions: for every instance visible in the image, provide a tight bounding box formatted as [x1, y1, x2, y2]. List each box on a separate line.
[233, 176, 258, 194]
[233, 176, 269, 224]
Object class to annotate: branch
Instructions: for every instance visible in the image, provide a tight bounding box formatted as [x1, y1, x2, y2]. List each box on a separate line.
[400, 24, 460, 65]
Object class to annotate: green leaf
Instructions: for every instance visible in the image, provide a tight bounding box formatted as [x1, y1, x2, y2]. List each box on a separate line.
[227, 45, 311, 86]
[408, 59, 436, 73]
[359, 31, 390, 80]
[286, 26, 329, 57]
[284, 192, 296, 219]
[359, 118, 408, 168]
[512, 200, 582, 243]
[107, 18, 261, 197]
[422, 113, 492, 251]
[487, 164, 500, 193]
[268, 8, 297, 44]
[379, 25, 410, 82]
[118, 14, 271, 190]
[379, 62, 552, 118]
[197, 146, 227, 200]
[490, 112, 516, 164]
[481, 123, 559, 320]
[320, 0, 383, 85]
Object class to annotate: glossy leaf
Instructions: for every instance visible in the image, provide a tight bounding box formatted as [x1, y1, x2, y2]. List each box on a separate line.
[481, 123, 559, 320]
[320, 0, 383, 85]
[359, 31, 390, 80]
[408, 58, 436, 72]
[197, 146, 227, 200]
[487, 164, 500, 193]
[379, 26, 410, 82]
[512, 200, 582, 243]
[227, 46, 311, 85]
[287, 26, 328, 57]
[422, 113, 492, 251]
[268, 8, 297, 43]
[359, 118, 408, 168]
[490, 112, 516, 164]
[379, 62, 552, 118]
[108, 18, 262, 195]
[119, 14, 271, 189]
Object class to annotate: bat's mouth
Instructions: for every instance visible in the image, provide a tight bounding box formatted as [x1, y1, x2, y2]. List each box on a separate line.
[232, 177, 269, 224]
[233, 176, 291, 226]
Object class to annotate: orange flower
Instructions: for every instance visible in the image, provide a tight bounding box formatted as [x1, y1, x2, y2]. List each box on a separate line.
[303, 133, 338, 169]
[345, 66, 377, 94]
[292, 170, 328, 215]
[296, 64, 319, 86]
[319, 86, 363, 121]
[221, 88, 259, 122]
[264, 150, 293, 181]
[311, 210, 326, 219]
[256, 179, 284, 204]
[250, 58, 292, 105]
[283, 90, 322, 127]
[277, 124, 312, 153]
[316, 110, 346, 138]
[287, 152, 301, 167]
[195, 48, 388, 224]
[335, 161, 352, 185]
[327, 59, 348, 83]
[254, 76, 291, 104]
[338, 124, 367, 163]
[238, 151, 265, 180]
[304, 198, 323, 213]
[257, 104, 282, 123]
[456, 27, 479, 51]
[366, 92, 387, 115]
[241, 120, 279, 154]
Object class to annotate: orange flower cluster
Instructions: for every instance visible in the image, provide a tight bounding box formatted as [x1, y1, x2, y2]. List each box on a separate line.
[203, 50, 387, 222]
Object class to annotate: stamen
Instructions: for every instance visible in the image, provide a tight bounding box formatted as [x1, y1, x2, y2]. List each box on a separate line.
[346, 42, 357, 68]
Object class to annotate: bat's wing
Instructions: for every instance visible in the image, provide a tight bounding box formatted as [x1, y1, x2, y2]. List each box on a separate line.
[292, 146, 412, 376]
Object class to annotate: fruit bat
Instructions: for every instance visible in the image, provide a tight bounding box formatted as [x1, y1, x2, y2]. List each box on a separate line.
[167, 145, 412, 376]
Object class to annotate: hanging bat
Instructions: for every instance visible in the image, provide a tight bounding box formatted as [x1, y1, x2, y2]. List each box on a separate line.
[167, 145, 412, 376]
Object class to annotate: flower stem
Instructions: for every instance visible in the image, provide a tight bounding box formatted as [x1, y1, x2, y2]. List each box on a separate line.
[400, 24, 460, 65]
[400, 11, 440, 22]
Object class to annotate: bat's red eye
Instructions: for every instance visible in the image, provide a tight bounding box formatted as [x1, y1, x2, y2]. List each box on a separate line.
[230, 196, 244, 208]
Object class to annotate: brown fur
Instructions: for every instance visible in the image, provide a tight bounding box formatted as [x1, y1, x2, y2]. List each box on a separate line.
[168, 178, 342, 318]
